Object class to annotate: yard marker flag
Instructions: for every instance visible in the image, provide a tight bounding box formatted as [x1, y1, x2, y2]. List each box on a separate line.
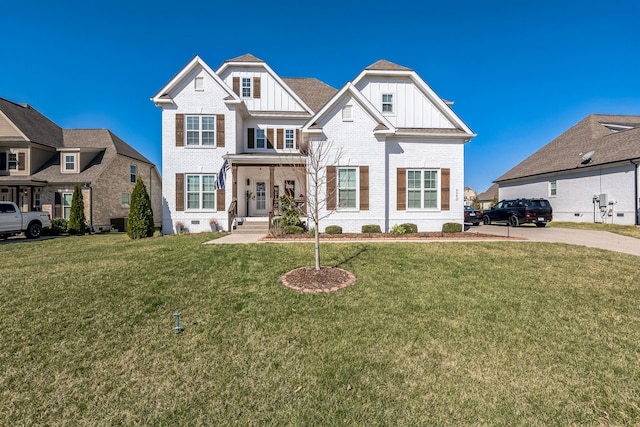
[217, 159, 229, 189]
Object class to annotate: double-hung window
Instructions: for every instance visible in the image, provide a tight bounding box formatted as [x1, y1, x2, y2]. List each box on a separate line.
[407, 169, 438, 209]
[186, 174, 217, 210]
[186, 115, 215, 146]
[8, 153, 17, 170]
[382, 94, 394, 113]
[130, 165, 137, 183]
[285, 129, 295, 149]
[242, 78, 252, 97]
[549, 181, 557, 197]
[256, 129, 266, 149]
[338, 167, 358, 209]
[62, 193, 73, 219]
[65, 155, 75, 171]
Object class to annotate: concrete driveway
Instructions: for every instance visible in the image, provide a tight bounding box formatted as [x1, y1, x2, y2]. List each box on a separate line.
[471, 223, 640, 256]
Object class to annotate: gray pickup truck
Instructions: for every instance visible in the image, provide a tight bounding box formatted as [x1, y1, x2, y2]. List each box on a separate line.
[0, 201, 51, 239]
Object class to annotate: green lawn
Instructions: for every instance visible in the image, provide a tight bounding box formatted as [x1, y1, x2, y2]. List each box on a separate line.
[1, 234, 640, 425]
[550, 221, 640, 239]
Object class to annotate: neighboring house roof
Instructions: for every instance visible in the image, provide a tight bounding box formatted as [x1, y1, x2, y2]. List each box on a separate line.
[477, 183, 499, 201]
[0, 98, 63, 147]
[281, 78, 337, 112]
[496, 114, 640, 182]
[32, 129, 153, 183]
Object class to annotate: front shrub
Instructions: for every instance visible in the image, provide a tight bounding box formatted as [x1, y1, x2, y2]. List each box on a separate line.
[284, 225, 304, 235]
[128, 177, 155, 239]
[325, 225, 342, 234]
[44, 218, 68, 236]
[362, 224, 381, 233]
[67, 184, 87, 235]
[442, 222, 463, 233]
[400, 223, 418, 233]
[390, 224, 406, 235]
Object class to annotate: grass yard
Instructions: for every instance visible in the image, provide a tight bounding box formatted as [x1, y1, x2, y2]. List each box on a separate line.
[550, 221, 640, 239]
[1, 234, 640, 425]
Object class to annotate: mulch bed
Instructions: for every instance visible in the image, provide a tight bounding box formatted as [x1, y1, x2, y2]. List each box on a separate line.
[280, 266, 356, 293]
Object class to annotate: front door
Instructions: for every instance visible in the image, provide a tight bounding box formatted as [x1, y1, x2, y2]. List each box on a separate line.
[251, 181, 268, 216]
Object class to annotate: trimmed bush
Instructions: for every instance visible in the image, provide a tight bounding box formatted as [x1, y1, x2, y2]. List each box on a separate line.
[442, 222, 463, 233]
[390, 224, 406, 235]
[44, 218, 68, 236]
[128, 177, 155, 239]
[400, 223, 418, 233]
[284, 225, 304, 235]
[325, 225, 342, 234]
[68, 184, 87, 235]
[362, 224, 381, 233]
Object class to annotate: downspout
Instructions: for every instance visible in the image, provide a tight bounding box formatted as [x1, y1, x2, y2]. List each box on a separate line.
[633, 160, 639, 226]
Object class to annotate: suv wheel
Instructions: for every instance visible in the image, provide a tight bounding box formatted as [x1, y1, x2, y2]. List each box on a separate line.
[509, 215, 519, 227]
[483, 216, 491, 225]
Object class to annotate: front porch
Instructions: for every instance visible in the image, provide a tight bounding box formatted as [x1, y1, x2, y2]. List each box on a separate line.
[224, 153, 307, 232]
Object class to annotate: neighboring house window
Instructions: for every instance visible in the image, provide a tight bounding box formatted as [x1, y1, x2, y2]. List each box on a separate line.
[407, 169, 438, 209]
[285, 129, 295, 149]
[549, 181, 557, 196]
[65, 155, 75, 171]
[256, 129, 266, 149]
[0, 152, 6, 171]
[242, 78, 252, 97]
[186, 115, 216, 146]
[382, 94, 394, 113]
[342, 105, 353, 121]
[33, 193, 41, 210]
[194, 77, 204, 91]
[338, 167, 358, 209]
[62, 193, 72, 219]
[121, 192, 130, 207]
[186, 174, 216, 210]
[130, 165, 137, 183]
[8, 153, 17, 170]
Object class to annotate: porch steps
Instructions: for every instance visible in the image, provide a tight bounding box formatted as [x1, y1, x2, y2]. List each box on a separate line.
[233, 219, 269, 235]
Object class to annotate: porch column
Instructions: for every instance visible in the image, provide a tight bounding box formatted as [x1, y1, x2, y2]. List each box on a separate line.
[302, 165, 307, 215]
[232, 164, 238, 203]
[269, 165, 275, 212]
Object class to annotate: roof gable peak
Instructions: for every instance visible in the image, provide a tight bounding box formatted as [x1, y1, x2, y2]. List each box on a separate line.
[225, 53, 264, 63]
[365, 59, 413, 72]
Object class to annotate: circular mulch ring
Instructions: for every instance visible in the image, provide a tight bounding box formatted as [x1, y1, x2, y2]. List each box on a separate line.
[280, 266, 356, 293]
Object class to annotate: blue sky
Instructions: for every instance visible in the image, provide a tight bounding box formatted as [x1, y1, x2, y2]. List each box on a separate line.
[2, 1, 639, 194]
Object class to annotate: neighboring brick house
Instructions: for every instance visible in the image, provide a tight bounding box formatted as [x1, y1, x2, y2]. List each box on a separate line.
[0, 98, 162, 231]
[495, 114, 640, 225]
[477, 183, 499, 209]
[152, 54, 475, 234]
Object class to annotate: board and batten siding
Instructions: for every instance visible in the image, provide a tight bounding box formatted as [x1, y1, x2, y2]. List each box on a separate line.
[221, 68, 306, 112]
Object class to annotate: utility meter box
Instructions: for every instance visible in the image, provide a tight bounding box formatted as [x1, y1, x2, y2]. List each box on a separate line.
[599, 193, 608, 208]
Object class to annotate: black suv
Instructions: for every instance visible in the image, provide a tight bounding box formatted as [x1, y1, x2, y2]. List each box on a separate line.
[482, 198, 553, 227]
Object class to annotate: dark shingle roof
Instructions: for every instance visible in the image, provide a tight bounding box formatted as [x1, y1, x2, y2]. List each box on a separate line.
[32, 129, 152, 183]
[365, 59, 413, 72]
[496, 114, 640, 182]
[281, 78, 337, 112]
[0, 98, 63, 147]
[477, 183, 499, 201]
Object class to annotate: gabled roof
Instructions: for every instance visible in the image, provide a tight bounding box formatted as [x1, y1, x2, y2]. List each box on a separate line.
[477, 183, 499, 201]
[496, 114, 640, 182]
[224, 53, 264, 63]
[0, 98, 63, 147]
[303, 82, 396, 135]
[32, 129, 153, 183]
[151, 55, 239, 106]
[365, 59, 413, 72]
[281, 78, 337, 112]
[352, 60, 475, 137]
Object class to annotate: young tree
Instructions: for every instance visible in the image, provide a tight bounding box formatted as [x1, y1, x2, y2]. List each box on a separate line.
[302, 137, 343, 270]
[67, 184, 87, 235]
[128, 176, 155, 239]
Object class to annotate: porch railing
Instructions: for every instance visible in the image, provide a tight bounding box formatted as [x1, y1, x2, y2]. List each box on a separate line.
[227, 200, 237, 232]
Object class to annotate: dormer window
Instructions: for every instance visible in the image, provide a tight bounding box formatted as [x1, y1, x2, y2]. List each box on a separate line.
[342, 105, 353, 121]
[65, 155, 75, 171]
[242, 78, 252, 97]
[382, 94, 394, 113]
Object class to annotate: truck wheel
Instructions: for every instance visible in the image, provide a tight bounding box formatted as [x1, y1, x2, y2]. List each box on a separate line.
[509, 215, 519, 227]
[26, 222, 42, 239]
[483, 216, 491, 225]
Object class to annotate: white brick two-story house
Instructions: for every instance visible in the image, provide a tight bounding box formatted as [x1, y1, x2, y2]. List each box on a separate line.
[152, 54, 475, 234]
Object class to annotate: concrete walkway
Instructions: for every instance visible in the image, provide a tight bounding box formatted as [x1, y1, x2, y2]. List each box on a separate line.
[204, 233, 266, 244]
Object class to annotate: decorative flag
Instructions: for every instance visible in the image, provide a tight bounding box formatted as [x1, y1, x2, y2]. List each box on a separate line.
[217, 159, 229, 189]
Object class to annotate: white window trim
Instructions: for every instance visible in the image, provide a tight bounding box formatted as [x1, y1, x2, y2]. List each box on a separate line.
[382, 93, 395, 115]
[185, 115, 216, 147]
[241, 77, 252, 98]
[185, 174, 217, 211]
[337, 166, 359, 210]
[8, 153, 18, 170]
[62, 192, 72, 220]
[284, 129, 295, 150]
[406, 169, 440, 210]
[121, 192, 130, 208]
[549, 181, 557, 197]
[255, 129, 266, 150]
